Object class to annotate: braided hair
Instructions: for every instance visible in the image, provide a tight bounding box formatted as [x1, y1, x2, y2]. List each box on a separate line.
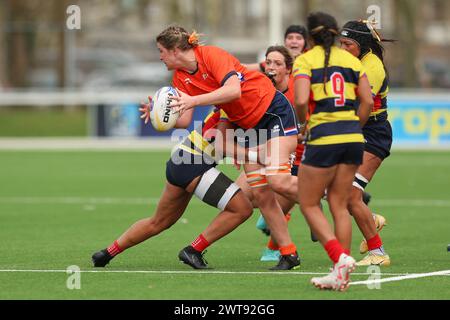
[307, 12, 339, 94]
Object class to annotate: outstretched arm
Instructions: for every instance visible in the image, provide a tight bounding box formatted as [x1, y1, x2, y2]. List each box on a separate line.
[170, 76, 241, 115]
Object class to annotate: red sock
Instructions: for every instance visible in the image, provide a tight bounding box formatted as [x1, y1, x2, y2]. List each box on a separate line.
[267, 238, 279, 250]
[324, 239, 345, 264]
[279, 243, 297, 256]
[367, 234, 383, 251]
[191, 234, 210, 252]
[107, 240, 123, 257]
[285, 212, 292, 222]
[344, 249, 351, 256]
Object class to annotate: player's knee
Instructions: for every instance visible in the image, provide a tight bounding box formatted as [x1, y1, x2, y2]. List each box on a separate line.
[299, 201, 316, 215]
[251, 187, 273, 207]
[348, 188, 366, 213]
[227, 193, 253, 220]
[348, 188, 361, 204]
[328, 200, 350, 218]
[265, 163, 292, 193]
[147, 216, 173, 234]
[271, 178, 292, 196]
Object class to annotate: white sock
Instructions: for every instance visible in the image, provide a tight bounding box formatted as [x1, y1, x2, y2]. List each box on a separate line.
[369, 246, 386, 256]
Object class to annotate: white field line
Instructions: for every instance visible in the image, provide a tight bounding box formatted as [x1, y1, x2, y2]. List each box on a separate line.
[0, 196, 161, 206]
[0, 269, 413, 277]
[0, 138, 176, 151]
[0, 197, 450, 207]
[0, 269, 449, 285]
[374, 199, 450, 207]
[350, 270, 450, 286]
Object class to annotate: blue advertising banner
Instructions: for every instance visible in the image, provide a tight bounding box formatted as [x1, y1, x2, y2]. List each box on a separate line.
[389, 97, 450, 148]
[95, 92, 450, 150]
[95, 104, 213, 138]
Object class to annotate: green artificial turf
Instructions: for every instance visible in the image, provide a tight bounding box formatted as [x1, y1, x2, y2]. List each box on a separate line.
[0, 150, 449, 300]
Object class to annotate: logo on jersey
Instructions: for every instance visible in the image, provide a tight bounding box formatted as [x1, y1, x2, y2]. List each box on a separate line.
[237, 72, 245, 82]
[272, 125, 280, 134]
[202, 73, 209, 80]
[184, 78, 192, 85]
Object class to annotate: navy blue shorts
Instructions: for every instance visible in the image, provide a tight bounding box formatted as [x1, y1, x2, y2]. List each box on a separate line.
[166, 149, 216, 189]
[302, 143, 364, 168]
[235, 91, 299, 148]
[363, 119, 393, 160]
[291, 164, 299, 176]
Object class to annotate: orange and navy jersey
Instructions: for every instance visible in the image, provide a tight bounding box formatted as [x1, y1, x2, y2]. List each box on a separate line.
[293, 45, 365, 146]
[361, 51, 389, 118]
[172, 46, 276, 129]
[280, 75, 304, 165]
[178, 109, 228, 160]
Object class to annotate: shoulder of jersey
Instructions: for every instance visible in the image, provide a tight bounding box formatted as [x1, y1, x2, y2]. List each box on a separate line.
[335, 46, 360, 60]
[299, 47, 318, 58]
[198, 45, 228, 54]
[362, 52, 385, 69]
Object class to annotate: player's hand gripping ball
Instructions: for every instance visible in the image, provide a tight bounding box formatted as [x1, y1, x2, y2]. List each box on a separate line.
[140, 86, 180, 131]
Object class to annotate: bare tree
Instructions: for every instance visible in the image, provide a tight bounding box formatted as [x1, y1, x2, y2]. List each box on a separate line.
[395, 0, 419, 87]
[6, 0, 32, 87]
[55, 0, 69, 88]
[0, 0, 7, 88]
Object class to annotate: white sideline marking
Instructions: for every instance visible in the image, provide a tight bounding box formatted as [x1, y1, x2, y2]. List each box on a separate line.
[0, 269, 409, 276]
[374, 199, 450, 207]
[0, 138, 176, 151]
[350, 270, 450, 286]
[0, 197, 161, 205]
[1, 197, 450, 207]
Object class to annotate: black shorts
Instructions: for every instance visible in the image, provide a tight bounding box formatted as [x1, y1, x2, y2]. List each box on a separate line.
[166, 149, 216, 189]
[363, 119, 393, 160]
[302, 143, 364, 168]
[235, 91, 299, 148]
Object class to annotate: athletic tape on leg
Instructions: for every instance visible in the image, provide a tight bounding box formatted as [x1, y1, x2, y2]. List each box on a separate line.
[194, 168, 240, 211]
[353, 173, 369, 191]
[246, 169, 268, 188]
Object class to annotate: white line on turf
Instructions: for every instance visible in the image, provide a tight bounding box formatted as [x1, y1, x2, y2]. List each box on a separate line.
[1, 197, 450, 207]
[374, 199, 450, 207]
[350, 270, 450, 286]
[0, 269, 447, 278]
[0, 197, 160, 205]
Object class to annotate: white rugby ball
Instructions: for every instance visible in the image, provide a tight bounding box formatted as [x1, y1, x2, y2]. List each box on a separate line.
[150, 86, 180, 131]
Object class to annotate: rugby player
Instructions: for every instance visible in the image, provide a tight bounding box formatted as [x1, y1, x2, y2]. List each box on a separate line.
[340, 20, 394, 266]
[294, 12, 374, 291]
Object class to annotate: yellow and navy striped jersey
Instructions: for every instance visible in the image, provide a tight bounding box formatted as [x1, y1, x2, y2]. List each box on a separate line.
[177, 109, 229, 160]
[361, 51, 389, 118]
[293, 45, 365, 145]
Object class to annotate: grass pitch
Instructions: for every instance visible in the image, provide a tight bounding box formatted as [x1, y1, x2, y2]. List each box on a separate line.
[0, 150, 449, 300]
